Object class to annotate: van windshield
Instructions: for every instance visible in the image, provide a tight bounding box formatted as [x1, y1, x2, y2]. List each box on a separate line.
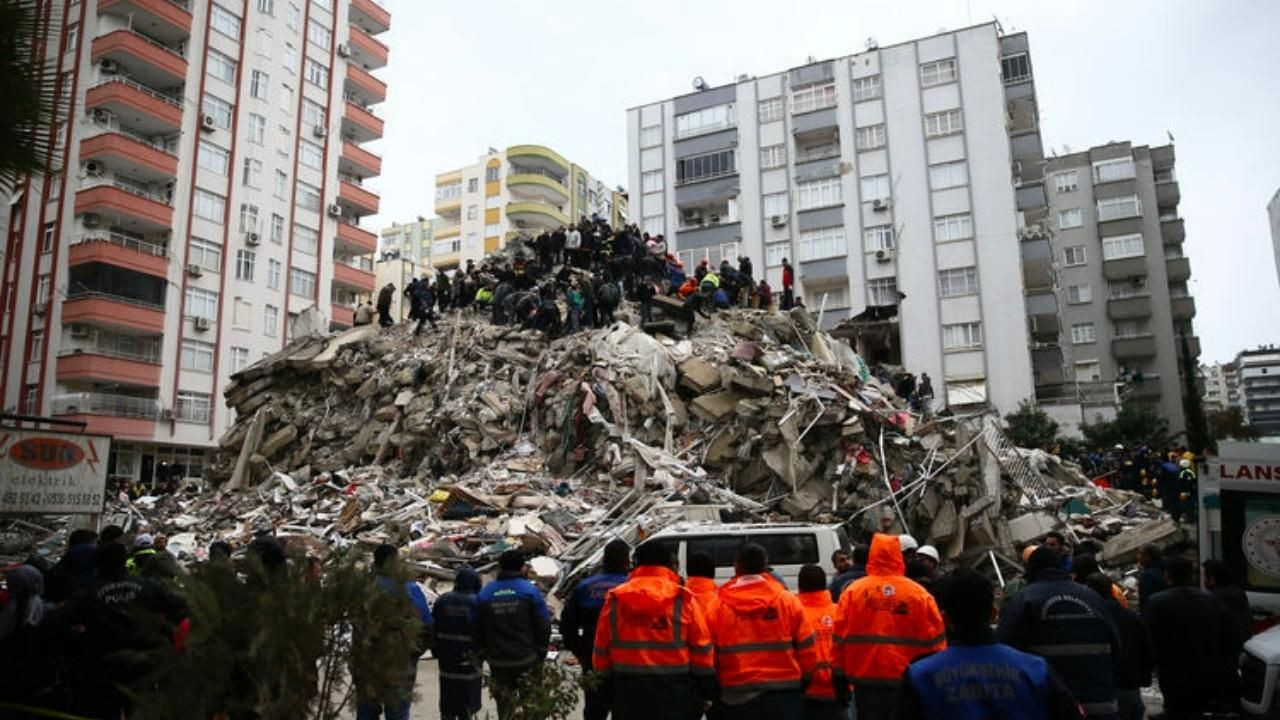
[747, 533, 819, 566]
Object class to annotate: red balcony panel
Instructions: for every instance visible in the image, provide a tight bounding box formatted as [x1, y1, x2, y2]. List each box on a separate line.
[341, 141, 382, 177]
[98, 0, 192, 42]
[62, 295, 167, 334]
[348, 24, 389, 68]
[52, 414, 156, 440]
[343, 101, 383, 140]
[331, 303, 354, 328]
[75, 185, 173, 230]
[68, 237, 169, 278]
[345, 65, 387, 104]
[91, 30, 187, 84]
[336, 222, 377, 254]
[86, 79, 184, 133]
[338, 180, 379, 215]
[57, 352, 162, 387]
[350, 0, 390, 34]
[333, 263, 376, 292]
[81, 131, 178, 178]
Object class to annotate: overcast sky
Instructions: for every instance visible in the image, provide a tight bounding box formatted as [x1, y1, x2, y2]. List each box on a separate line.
[370, 0, 1280, 364]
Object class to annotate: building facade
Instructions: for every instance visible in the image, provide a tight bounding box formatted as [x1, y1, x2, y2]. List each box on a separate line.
[1269, 187, 1280, 290]
[430, 145, 627, 271]
[1201, 362, 1230, 413]
[1235, 347, 1280, 435]
[626, 24, 1041, 415]
[0, 0, 390, 484]
[1041, 141, 1200, 433]
[378, 216, 450, 269]
[374, 254, 415, 322]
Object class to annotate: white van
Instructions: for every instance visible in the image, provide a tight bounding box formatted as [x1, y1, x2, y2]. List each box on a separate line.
[646, 522, 852, 590]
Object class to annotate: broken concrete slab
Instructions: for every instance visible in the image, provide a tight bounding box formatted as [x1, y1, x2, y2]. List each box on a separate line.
[690, 390, 740, 422]
[679, 357, 721, 393]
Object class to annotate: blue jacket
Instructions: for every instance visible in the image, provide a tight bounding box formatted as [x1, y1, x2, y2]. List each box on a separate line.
[476, 571, 551, 670]
[829, 565, 865, 602]
[377, 574, 434, 629]
[433, 567, 482, 679]
[998, 568, 1120, 718]
[559, 571, 628, 666]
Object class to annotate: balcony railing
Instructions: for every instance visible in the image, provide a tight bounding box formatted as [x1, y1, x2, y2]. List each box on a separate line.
[73, 232, 170, 258]
[89, 76, 182, 107]
[59, 341, 159, 364]
[83, 176, 170, 205]
[795, 145, 841, 163]
[51, 391, 159, 418]
[87, 116, 176, 153]
[342, 256, 374, 272]
[66, 289, 165, 311]
[120, 26, 186, 59]
[508, 167, 567, 185]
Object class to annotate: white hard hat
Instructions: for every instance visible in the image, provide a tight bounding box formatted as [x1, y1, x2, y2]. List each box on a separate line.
[918, 545, 940, 562]
[1179, 459, 1191, 469]
[898, 534, 919, 552]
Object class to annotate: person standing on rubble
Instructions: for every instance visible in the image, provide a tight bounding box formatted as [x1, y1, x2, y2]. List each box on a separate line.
[561, 539, 632, 720]
[834, 533, 945, 719]
[795, 565, 847, 720]
[432, 566, 484, 720]
[411, 279, 437, 335]
[476, 550, 552, 718]
[377, 283, 396, 327]
[781, 258, 794, 310]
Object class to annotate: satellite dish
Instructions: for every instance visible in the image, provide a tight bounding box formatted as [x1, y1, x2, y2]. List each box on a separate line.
[866, 37, 878, 50]
[692, 76, 707, 91]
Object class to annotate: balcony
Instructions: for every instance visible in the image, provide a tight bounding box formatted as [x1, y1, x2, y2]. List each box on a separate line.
[1171, 296, 1196, 320]
[331, 303, 355, 329]
[1106, 295, 1153, 320]
[1166, 256, 1191, 282]
[337, 179, 379, 216]
[1156, 180, 1180, 209]
[341, 101, 383, 143]
[85, 77, 183, 134]
[1126, 376, 1163, 401]
[333, 261, 376, 293]
[336, 220, 377, 254]
[507, 171, 569, 204]
[1177, 335, 1202, 359]
[344, 65, 386, 106]
[1025, 292, 1059, 341]
[75, 181, 173, 232]
[63, 292, 166, 334]
[1113, 334, 1157, 359]
[98, 0, 192, 44]
[435, 188, 462, 216]
[57, 350, 161, 387]
[347, 25, 388, 69]
[339, 141, 381, 179]
[91, 29, 187, 87]
[1101, 255, 1147, 281]
[68, 234, 169, 278]
[506, 145, 569, 176]
[80, 129, 178, 183]
[350, 0, 390, 35]
[50, 392, 158, 440]
[507, 200, 568, 228]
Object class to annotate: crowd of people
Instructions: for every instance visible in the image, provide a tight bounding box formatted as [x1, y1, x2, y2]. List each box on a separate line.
[1075, 444, 1201, 523]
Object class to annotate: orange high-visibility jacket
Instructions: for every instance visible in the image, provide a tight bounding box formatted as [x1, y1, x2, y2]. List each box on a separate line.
[834, 533, 946, 687]
[710, 573, 818, 692]
[686, 576, 718, 618]
[797, 590, 839, 701]
[592, 565, 715, 678]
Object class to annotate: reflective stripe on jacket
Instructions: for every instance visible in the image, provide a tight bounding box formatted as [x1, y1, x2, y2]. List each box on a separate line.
[592, 565, 713, 677]
[710, 573, 818, 692]
[906, 640, 1054, 719]
[797, 590, 838, 701]
[685, 576, 718, 620]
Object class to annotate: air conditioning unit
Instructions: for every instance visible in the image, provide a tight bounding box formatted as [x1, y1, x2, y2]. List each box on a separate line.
[336, 43, 351, 58]
[245, 232, 261, 246]
[92, 108, 112, 123]
[875, 249, 894, 263]
[312, 125, 327, 139]
[99, 59, 119, 74]
[872, 198, 890, 211]
[69, 324, 91, 339]
[201, 114, 217, 131]
[186, 263, 203, 277]
[84, 161, 104, 178]
[193, 316, 211, 331]
[770, 214, 787, 228]
[326, 203, 343, 218]
[160, 408, 174, 420]
[82, 213, 101, 228]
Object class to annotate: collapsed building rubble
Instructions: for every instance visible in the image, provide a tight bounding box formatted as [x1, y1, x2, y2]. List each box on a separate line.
[4, 305, 1184, 599]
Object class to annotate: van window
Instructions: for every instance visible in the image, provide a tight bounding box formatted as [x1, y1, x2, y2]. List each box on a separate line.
[688, 536, 745, 568]
[649, 539, 681, 567]
[747, 533, 819, 566]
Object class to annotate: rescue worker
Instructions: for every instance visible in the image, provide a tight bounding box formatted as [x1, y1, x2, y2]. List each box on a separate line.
[1176, 458, 1197, 523]
[1144, 556, 1231, 719]
[709, 543, 818, 720]
[125, 533, 157, 575]
[411, 279, 437, 335]
[897, 568, 1082, 720]
[591, 542, 715, 720]
[376, 283, 396, 327]
[684, 551, 719, 618]
[476, 550, 552, 719]
[999, 547, 1120, 719]
[356, 544, 434, 720]
[795, 565, 847, 720]
[834, 532, 946, 719]
[432, 566, 483, 720]
[561, 539, 632, 720]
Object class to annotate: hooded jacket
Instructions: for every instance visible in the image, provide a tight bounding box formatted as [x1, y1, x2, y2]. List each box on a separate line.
[834, 533, 945, 687]
[560, 570, 629, 666]
[685, 576, 718, 619]
[710, 573, 817, 701]
[797, 590, 839, 701]
[476, 571, 551, 670]
[433, 567, 482, 679]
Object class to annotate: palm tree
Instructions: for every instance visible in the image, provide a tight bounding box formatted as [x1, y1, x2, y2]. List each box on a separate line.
[0, 0, 66, 194]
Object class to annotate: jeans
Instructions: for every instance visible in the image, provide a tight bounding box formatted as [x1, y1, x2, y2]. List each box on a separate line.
[356, 660, 417, 720]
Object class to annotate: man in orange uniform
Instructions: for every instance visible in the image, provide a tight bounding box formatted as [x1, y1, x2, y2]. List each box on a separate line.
[592, 542, 716, 720]
[834, 533, 945, 720]
[709, 543, 818, 720]
[685, 551, 719, 617]
[795, 564, 849, 720]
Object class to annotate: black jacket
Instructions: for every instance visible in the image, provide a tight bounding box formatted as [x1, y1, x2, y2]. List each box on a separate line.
[1137, 561, 1166, 614]
[1100, 598, 1153, 689]
[1144, 585, 1230, 715]
[475, 571, 551, 670]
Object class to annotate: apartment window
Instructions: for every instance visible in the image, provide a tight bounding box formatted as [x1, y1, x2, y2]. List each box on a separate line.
[1063, 245, 1087, 266]
[265, 214, 283, 245]
[798, 226, 844, 261]
[176, 392, 212, 423]
[485, 195, 502, 209]
[181, 339, 215, 372]
[465, 205, 477, 221]
[929, 160, 969, 190]
[641, 170, 664, 193]
[300, 140, 324, 170]
[30, 330, 42, 359]
[920, 58, 957, 87]
[943, 322, 983, 351]
[860, 174, 890, 202]
[194, 189, 225, 223]
[1057, 208, 1083, 229]
[266, 258, 282, 289]
[197, 140, 230, 176]
[307, 18, 330, 50]
[675, 149, 735, 184]
[1108, 280, 1142, 299]
[924, 109, 963, 137]
[855, 124, 886, 151]
[766, 242, 789, 267]
[296, 181, 320, 211]
[294, 224, 318, 254]
[283, 44, 298, 72]
[232, 297, 253, 328]
[1076, 361, 1102, 382]
[184, 287, 218, 319]
[791, 82, 836, 114]
[483, 224, 501, 238]
[238, 203, 259, 233]
[235, 249, 256, 281]
[257, 0, 274, 14]
[1071, 322, 1097, 344]
[38, 221, 55, 253]
[762, 192, 789, 219]
[481, 165, 501, 183]
[758, 97, 784, 124]
[643, 215, 665, 238]
[808, 285, 847, 309]
[202, 94, 233, 129]
[211, 4, 241, 38]
[1054, 170, 1078, 193]
[36, 274, 50, 304]
[303, 99, 326, 129]
[290, 267, 316, 298]
[640, 124, 662, 147]
[1102, 233, 1145, 260]
[65, 24, 78, 51]
[21, 385, 37, 415]
[674, 103, 734, 139]
[208, 50, 236, 83]
[273, 170, 288, 199]
[797, 177, 842, 210]
[1093, 157, 1136, 184]
[760, 144, 786, 169]
[190, 237, 221, 270]
[287, 3, 300, 29]
[1001, 53, 1030, 84]
[244, 114, 265, 145]
[466, 178, 478, 193]
[250, 70, 269, 99]
[1114, 320, 1145, 338]
[864, 225, 894, 252]
[305, 58, 328, 89]
[938, 267, 978, 298]
[1097, 195, 1142, 222]
[933, 213, 973, 243]
[264, 304, 279, 337]
[1067, 284, 1092, 304]
[852, 75, 881, 102]
[231, 346, 250, 373]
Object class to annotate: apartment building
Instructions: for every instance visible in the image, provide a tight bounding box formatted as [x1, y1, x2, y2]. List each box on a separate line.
[1235, 347, 1280, 435]
[0, 0, 390, 484]
[379, 216, 449, 268]
[431, 145, 627, 270]
[626, 23, 1042, 415]
[374, 254, 415, 322]
[1201, 362, 1230, 413]
[1041, 141, 1200, 433]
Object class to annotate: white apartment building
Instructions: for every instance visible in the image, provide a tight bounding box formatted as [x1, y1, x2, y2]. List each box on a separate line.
[0, 0, 390, 484]
[626, 23, 1038, 414]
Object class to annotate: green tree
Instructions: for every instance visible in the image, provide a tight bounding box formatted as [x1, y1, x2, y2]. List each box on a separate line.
[1004, 400, 1060, 449]
[1081, 403, 1173, 450]
[0, 0, 67, 192]
[1207, 406, 1261, 441]
[1180, 334, 1213, 454]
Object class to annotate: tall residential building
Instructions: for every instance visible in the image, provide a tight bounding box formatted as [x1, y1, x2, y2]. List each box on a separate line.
[1201, 363, 1229, 413]
[1269, 186, 1280, 289]
[431, 146, 628, 270]
[626, 23, 1042, 415]
[1041, 141, 1200, 433]
[379, 217, 449, 268]
[1235, 347, 1280, 435]
[374, 254, 415, 322]
[0, 0, 390, 484]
